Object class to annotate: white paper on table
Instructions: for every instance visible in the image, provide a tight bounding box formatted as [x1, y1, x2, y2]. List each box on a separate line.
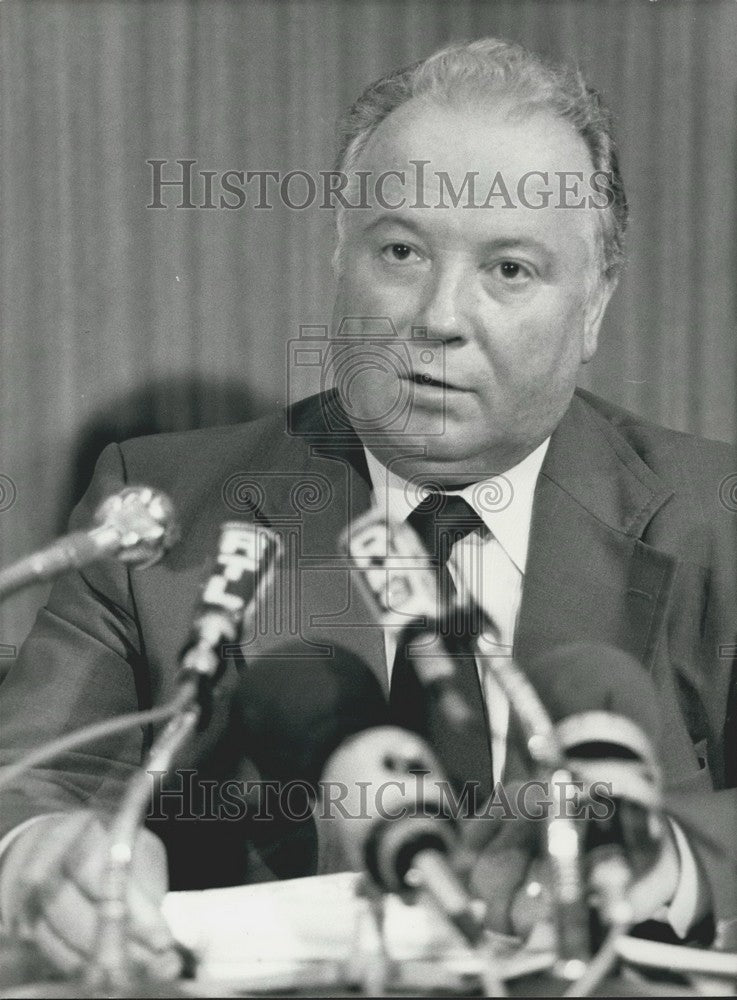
[162, 871, 481, 985]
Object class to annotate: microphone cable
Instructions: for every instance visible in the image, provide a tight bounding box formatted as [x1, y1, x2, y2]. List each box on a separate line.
[0, 679, 198, 795]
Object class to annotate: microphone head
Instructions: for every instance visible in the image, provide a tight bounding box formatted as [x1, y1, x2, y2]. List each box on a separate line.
[342, 507, 447, 624]
[94, 486, 179, 567]
[529, 641, 664, 755]
[321, 725, 456, 893]
[234, 642, 388, 785]
[531, 643, 665, 867]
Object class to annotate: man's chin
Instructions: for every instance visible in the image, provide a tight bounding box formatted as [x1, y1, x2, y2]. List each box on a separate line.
[377, 423, 548, 480]
[376, 433, 499, 478]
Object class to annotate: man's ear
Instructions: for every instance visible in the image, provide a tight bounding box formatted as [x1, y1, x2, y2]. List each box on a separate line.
[581, 274, 617, 364]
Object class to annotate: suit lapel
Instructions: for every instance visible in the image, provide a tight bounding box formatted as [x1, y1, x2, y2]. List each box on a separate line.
[517, 392, 677, 683]
[240, 393, 388, 693]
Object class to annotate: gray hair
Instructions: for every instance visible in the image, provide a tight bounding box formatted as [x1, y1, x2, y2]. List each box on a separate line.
[334, 37, 627, 281]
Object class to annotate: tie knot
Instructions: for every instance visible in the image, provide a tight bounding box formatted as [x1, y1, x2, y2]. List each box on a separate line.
[408, 491, 485, 562]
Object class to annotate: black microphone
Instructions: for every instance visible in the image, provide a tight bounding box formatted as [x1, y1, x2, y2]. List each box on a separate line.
[225, 642, 389, 881]
[233, 641, 388, 786]
[178, 521, 280, 685]
[0, 486, 179, 599]
[342, 508, 481, 778]
[321, 724, 486, 946]
[530, 642, 666, 927]
[530, 641, 664, 742]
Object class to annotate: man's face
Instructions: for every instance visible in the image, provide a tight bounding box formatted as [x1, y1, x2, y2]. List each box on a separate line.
[331, 97, 614, 478]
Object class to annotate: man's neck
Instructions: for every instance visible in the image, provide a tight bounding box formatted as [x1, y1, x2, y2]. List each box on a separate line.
[361, 441, 547, 485]
[363, 437, 551, 573]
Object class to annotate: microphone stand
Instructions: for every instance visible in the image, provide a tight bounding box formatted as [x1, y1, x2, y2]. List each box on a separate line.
[472, 639, 591, 982]
[0, 528, 121, 600]
[84, 678, 201, 994]
[0, 486, 178, 601]
[4, 678, 201, 1000]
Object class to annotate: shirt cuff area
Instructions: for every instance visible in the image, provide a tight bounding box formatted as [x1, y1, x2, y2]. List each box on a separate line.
[661, 819, 710, 939]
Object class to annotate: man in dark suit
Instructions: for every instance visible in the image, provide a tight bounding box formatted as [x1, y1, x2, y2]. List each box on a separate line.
[0, 37, 735, 978]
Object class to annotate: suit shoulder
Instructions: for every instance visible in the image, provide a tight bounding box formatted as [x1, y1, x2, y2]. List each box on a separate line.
[112, 392, 333, 489]
[574, 388, 734, 478]
[117, 410, 281, 468]
[116, 392, 331, 466]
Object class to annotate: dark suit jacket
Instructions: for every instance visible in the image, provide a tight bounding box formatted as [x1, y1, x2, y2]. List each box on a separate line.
[1, 389, 735, 922]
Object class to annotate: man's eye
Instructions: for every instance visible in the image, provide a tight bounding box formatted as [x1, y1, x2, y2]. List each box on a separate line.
[493, 260, 532, 282]
[382, 243, 418, 262]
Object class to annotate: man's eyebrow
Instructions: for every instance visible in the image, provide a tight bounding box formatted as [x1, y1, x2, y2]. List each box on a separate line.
[361, 213, 423, 236]
[478, 237, 556, 257]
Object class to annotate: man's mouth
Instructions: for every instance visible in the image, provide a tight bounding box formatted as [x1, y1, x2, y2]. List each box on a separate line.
[407, 372, 459, 391]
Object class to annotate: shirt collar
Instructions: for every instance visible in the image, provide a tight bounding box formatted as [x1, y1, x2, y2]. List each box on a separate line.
[364, 438, 550, 574]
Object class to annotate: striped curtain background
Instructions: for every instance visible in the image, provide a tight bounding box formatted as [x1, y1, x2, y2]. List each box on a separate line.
[1, 0, 736, 652]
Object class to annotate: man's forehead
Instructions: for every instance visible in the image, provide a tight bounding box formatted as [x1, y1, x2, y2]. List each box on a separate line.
[357, 96, 596, 189]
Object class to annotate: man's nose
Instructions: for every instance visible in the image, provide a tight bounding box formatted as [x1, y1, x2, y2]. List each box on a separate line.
[416, 264, 470, 342]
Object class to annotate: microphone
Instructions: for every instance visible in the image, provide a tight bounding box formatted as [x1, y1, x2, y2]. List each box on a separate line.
[229, 643, 389, 882]
[88, 521, 281, 991]
[0, 485, 179, 599]
[342, 505, 443, 624]
[342, 508, 479, 764]
[530, 642, 666, 927]
[178, 521, 280, 684]
[345, 510, 590, 970]
[321, 725, 486, 947]
[233, 641, 388, 786]
[530, 641, 664, 740]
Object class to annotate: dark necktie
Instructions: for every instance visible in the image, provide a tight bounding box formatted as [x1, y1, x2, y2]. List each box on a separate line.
[389, 492, 493, 807]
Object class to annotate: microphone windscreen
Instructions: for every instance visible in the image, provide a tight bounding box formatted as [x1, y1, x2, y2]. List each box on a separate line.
[530, 644, 666, 882]
[234, 642, 388, 784]
[528, 641, 663, 751]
